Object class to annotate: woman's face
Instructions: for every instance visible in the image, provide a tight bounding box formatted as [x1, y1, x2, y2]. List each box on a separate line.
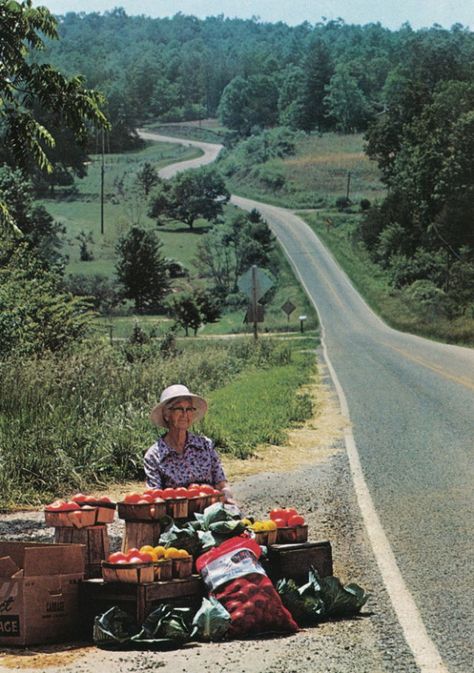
[164, 396, 196, 431]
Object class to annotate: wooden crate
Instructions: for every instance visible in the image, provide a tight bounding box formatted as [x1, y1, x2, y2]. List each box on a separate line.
[80, 576, 205, 634]
[121, 521, 162, 551]
[54, 525, 109, 579]
[265, 541, 333, 584]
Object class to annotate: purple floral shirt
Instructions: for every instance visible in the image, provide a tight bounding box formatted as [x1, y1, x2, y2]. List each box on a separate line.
[144, 432, 226, 489]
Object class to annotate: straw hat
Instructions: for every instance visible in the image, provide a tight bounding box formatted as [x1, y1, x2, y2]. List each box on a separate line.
[150, 384, 208, 428]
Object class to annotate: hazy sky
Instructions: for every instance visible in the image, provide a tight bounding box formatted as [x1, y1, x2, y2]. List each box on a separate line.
[37, 0, 473, 31]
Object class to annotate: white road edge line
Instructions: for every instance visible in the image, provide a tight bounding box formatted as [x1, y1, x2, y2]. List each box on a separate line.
[143, 133, 448, 672]
[275, 231, 449, 673]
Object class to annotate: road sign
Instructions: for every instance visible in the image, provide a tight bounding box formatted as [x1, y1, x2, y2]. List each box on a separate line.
[238, 266, 274, 301]
[281, 300, 296, 316]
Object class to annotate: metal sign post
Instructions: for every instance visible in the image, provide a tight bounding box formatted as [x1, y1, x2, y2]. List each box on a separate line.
[238, 265, 274, 340]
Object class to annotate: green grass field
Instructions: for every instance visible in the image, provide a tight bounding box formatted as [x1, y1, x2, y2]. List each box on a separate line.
[39, 140, 204, 276]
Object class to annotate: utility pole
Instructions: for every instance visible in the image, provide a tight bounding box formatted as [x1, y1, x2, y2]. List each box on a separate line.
[100, 128, 105, 235]
[346, 170, 351, 201]
[251, 265, 258, 341]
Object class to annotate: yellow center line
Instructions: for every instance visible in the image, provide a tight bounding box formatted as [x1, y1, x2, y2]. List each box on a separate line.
[382, 342, 474, 392]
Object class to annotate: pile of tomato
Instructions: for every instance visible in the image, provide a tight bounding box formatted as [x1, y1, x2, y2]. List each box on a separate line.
[269, 507, 305, 528]
[121, 483, 220, 504]
[217, 572, 298, 637]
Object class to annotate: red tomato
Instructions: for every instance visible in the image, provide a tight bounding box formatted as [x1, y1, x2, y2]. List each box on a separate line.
[273, 517, 287, 528]
[126, 548, 140, 557]
[99, 496, 112, 503]
[139, 493, 154, 502]
[84, 495, 97, 503]
[71, 493, 87, 503]
[287, 514, 305, 526]
[153, 496, 165, 503]
[198, 484, 214, 494]
[61, 502, 80, 511]
[283, 507, 298, 519]
[123, 492, 142, 504]
[224, 600, 241, 613]
[127, 556, 143, 564]
[174, 487, 189, 496]
[269, 508, 287, 522]
[108, 551, 127, 563]
[138, 552, 153, 563]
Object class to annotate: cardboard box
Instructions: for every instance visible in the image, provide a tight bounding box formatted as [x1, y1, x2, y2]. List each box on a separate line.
[0, 541, 84, 646]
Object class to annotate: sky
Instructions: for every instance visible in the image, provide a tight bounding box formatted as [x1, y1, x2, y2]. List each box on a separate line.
[37, 0, 473, 31]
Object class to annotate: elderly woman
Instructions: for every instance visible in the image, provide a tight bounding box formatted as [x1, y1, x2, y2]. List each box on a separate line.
[144, 384, 233, 501]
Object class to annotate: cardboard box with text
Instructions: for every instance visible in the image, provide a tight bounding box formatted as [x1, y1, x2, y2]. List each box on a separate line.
[0, 541, 84, 646]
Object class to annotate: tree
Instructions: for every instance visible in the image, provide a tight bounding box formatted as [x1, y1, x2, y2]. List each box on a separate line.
[324, 65, 372, 133]
[0, 166, 65, 268]
[136, 162, 160, 196]
[0, 0, 108, 230]
[168, 288, 221, 336]
[115, 227, 170, 312]
[218, 75, 279, 136]
[149, 166, 229, 229]
[298, 38, 334, 132]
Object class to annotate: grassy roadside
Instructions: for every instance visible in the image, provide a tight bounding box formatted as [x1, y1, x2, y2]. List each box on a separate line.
[301, 210, 474, 344]
[0, 337, 318, 509]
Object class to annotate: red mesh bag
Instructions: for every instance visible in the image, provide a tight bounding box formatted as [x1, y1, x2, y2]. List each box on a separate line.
[196, 537, 298, 637]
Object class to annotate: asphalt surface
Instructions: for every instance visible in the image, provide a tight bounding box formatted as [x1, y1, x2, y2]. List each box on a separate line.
[138, 132, 474, 672]
[231, 196, 474, 673]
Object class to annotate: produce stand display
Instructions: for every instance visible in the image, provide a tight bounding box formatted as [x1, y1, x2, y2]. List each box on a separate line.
[80, 576, 204, 627]
[1, 488, 355, 647]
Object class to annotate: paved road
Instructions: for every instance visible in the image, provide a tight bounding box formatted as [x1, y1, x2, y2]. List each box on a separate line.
[138, 130, 222, 178]
[231, 196, 474, 673]
[141, 131, 474, 672]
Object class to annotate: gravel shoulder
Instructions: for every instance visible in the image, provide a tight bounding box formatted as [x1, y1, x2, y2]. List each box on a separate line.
[0, 362, 419, 673]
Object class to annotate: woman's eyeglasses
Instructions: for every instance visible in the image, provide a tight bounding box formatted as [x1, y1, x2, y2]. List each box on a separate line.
[169, 406, 196, 414]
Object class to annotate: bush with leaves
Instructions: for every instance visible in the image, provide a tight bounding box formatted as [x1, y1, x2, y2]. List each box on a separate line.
[0, 243, 93, 358]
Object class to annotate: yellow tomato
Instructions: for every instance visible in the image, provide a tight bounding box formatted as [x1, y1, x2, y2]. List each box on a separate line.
[265, 520, 277, 531]
[164, 547, 180, 559]
[140, 545, 155, 554]
[177, 549, 190, 558]
[241, 518, 252, 527]
[153, 545, 166, 559]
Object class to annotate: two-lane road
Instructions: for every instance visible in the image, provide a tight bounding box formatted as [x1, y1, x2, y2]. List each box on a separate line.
[142, 130, 473, 672]
[232, 196, 474, 673]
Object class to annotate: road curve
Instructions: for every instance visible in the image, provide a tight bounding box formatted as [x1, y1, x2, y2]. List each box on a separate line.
[140, 131, 474, 673]
[138, 130, 222, 178]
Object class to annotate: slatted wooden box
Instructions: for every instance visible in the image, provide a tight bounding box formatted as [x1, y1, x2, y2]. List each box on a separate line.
[80, 576, 205, 636]
[264, 541, 333, 584]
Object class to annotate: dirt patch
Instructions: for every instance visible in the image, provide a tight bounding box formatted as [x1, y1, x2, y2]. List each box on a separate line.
[0, 645, 94, 670]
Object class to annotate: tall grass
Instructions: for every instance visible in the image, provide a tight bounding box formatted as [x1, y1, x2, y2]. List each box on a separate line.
[302, 211, 474, 345]
[223, 132, 385, 209]
[0, 338, 314, 507]
[200, 350, 315, 458]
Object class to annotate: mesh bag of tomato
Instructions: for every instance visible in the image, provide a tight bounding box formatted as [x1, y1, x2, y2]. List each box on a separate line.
[196, 537, 298, 638]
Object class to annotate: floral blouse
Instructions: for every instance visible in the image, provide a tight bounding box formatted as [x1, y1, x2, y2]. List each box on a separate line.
[144, 432, 226, 488]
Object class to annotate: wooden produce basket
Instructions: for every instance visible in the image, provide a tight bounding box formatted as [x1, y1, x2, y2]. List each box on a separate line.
[253, 529, 278, 546]
[121, 521, 162, 552]
[45, 507, 98, 529]
[276, 524, 308, 544]
[153, 559, 173, 581]
[117, 501, 167, 522]
[208, 492, 225, 505]
[78, 501, 116, 524]
[165, 497, 189, 519]
[55, 524, 109, 579]
[187, 495, 208, 516]
[102, 561, 154, 584]
[172, 556, 193, 579]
